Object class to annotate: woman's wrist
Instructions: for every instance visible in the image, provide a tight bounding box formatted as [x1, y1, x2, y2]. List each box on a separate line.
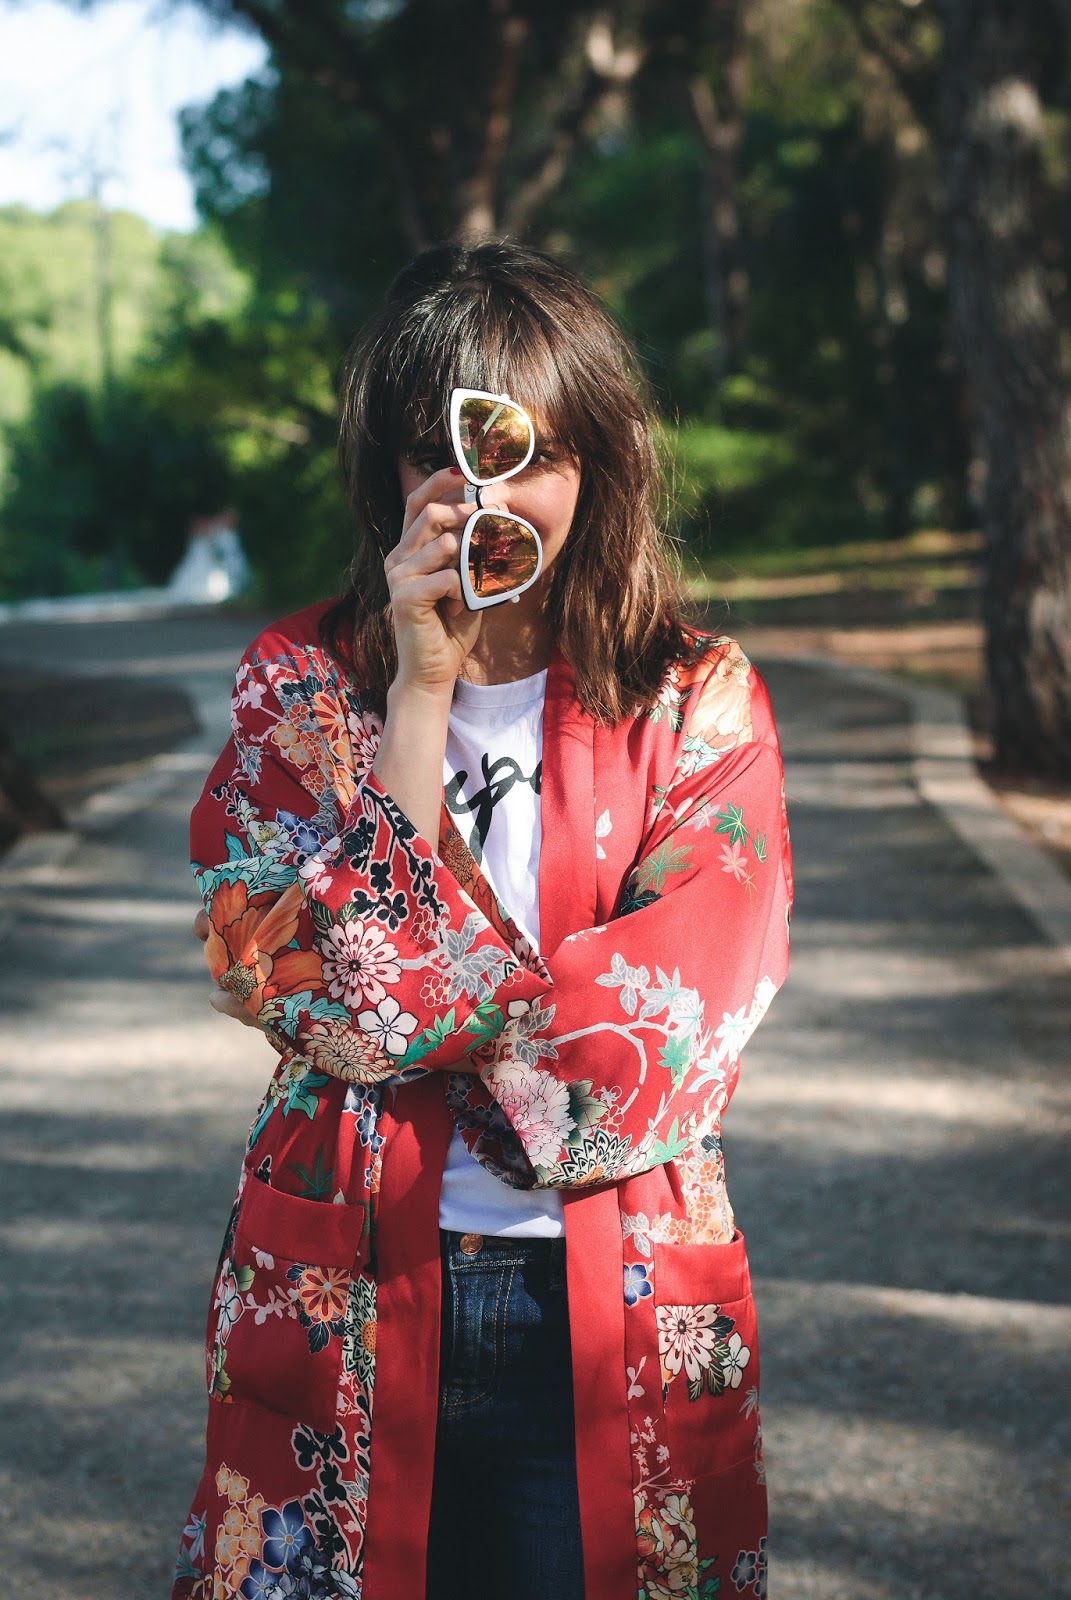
[372, 679, 453, 846]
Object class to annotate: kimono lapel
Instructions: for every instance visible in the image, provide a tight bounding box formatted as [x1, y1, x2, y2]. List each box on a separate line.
[540, 645, 598, 954]
[541, 650, 637, 1598]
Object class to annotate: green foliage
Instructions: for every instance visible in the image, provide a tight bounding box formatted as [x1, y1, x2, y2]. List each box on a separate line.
[3, 0, 1026, 604]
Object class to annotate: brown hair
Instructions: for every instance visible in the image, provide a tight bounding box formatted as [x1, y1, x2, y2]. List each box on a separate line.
[322, 241, 694, 723]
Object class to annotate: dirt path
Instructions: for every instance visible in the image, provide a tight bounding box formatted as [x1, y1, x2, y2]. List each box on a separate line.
[0, 624, 1067, 1598]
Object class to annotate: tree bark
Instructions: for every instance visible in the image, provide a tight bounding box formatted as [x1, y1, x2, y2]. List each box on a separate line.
[939, 0, 1071, 775]
[684, 0, 749, 377]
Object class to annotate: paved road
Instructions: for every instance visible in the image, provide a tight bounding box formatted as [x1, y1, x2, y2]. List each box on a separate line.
[0, 614, 1067, 1599]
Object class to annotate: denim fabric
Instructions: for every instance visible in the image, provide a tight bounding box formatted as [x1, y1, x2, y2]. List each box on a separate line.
[425, 1230, 585, 1600]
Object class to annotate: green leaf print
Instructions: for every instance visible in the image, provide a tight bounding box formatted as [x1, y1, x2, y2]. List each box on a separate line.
[699, 1564, 721, 1598]
[753, 830, 767, 863]
[647, 1117, 689, 1164]
[396, 1008, 457, 1069]
[658, 1035, 694, 1090]
[634, 841, 693, 894]
[235, 1265, 255, 1293]
[309, 897, 336, 937]
[288, 1146, 335, 1200]
[464, 1001, 504, 1048]
[714, 802, 749, 847]
[566, 1079, 608, 1136]
[282, 1071, 330, 1121]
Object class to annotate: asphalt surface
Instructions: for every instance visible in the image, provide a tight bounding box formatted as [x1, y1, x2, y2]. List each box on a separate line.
[0, 612, 1067, 1599]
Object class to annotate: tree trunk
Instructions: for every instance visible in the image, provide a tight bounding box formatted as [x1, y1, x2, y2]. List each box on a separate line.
[685, 0, 749, 379]
[939, 0, 1071, 775]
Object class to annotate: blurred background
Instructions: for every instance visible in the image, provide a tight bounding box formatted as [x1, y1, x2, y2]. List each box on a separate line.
[0, 3, 1068, 1598]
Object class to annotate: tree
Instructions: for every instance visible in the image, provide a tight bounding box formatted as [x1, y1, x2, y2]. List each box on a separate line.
[938, 0, 1071, 774]
[188, 0, 650, 248]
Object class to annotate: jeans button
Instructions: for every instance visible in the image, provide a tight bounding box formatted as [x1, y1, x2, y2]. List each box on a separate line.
[459, 1232, 484, 1256]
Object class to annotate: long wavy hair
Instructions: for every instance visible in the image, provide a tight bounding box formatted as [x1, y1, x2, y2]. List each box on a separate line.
[322, 241, 694, 723]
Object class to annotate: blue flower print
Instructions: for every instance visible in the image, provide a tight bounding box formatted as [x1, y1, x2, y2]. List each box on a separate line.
[278, 811, 324, 856]
[343, 1084, 384, 1154]
[623, 1262, 652, 1306]
[261, 1500, 314, 1570]
[732, 1548, 759, 1591]
[240, 1563, 287, 1599]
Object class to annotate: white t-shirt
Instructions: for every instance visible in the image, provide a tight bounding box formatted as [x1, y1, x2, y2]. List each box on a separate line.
[438, 668, 564, 1238]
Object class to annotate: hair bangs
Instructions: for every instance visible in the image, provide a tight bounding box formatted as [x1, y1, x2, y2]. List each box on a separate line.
[380, 285, 582, 462]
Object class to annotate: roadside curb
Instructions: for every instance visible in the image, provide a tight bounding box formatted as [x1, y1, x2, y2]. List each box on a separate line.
[777, 653, 1071, 972]
[0, 740, 213, 938]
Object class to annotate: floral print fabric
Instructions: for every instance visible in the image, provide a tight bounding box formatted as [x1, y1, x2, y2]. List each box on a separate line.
[173, 600, 793, 1600]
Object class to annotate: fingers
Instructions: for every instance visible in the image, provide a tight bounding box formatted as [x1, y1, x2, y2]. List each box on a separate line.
[392, 566, 465, 614]
[386, 525, 461, 593]
[192, 907, 210, 942]
[210, 988, 263, 1029]
[400, 465, 469, 541]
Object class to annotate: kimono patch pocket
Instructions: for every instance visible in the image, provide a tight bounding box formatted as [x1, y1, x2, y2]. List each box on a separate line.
[208, 1172, 364, 1430]
[653, 1233, 760, 1479]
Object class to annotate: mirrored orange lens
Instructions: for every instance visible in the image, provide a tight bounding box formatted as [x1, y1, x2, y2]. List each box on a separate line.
[466, 513, 539, 598]
[457, 398, 532, 480]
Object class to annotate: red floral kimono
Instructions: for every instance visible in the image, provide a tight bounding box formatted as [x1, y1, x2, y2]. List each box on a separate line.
[173, 599, 793, 1600]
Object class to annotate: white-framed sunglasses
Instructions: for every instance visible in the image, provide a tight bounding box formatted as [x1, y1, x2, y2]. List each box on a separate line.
[448, 387, 543, 610]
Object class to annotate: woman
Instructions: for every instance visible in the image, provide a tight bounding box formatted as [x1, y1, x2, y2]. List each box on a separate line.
[174, 242, 793, 1600]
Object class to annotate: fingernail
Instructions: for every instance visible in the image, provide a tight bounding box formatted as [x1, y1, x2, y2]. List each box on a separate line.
[449, 465, 463, 476]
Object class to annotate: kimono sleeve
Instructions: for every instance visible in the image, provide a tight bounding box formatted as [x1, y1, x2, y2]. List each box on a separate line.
[191, 642, 547, 1085]
[479, 678, 793, 1188]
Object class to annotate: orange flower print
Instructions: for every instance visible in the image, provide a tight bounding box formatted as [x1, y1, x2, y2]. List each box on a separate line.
[286, 1263, 348, 1352]
[214, 1465, 248, 1504]
[207, 881, 320, 1007]
[204, 879, 276, 996]
[310, 692, 349, 759]
[270, 716, 316, 770]
[291, 1264, 349, 1323]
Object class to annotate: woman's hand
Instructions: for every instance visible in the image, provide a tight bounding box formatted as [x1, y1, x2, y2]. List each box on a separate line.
[193, 908, 262, 1029]
[372, 464, 483, 843]
[385, 464, 483, 699]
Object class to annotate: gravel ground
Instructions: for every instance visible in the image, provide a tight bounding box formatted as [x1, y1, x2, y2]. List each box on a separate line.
[0, 622, 1067, 1599]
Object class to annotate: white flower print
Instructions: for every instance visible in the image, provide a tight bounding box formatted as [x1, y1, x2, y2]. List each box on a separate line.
[356, 995, 419, 1056]
[299, 840, 340, 896]
[233, 662, 269, 714]
[214, 1266, 246, 1337]
[656, 1303, 722, 1385]
[247, 816, 289, 854]
[485, 1061, 575, 1168]
[723, 1330, 751, 1388]
[595, 807, 612, 860]
[318, 919, 401, 1009]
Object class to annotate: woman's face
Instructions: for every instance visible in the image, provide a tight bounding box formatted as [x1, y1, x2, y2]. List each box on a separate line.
[397, 425, 582, 578]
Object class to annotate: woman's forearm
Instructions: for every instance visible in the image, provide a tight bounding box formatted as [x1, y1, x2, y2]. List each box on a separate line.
[371, 681, 452, 846]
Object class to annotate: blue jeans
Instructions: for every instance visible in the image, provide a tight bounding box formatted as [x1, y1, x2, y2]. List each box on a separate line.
[425, 1230, 585, 1600]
